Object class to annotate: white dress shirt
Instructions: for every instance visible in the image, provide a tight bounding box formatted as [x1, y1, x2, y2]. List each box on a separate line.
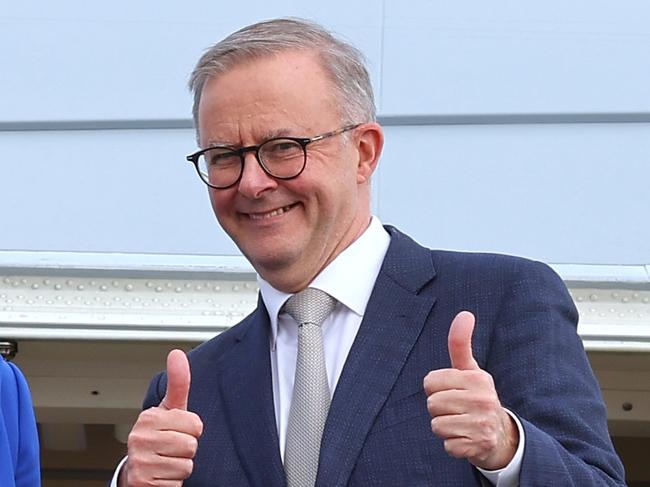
[111, 217, 523, 486]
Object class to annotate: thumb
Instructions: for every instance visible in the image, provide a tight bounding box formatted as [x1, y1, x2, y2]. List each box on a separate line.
[448, 311, 480, 370]
[161, 349, 191, 410]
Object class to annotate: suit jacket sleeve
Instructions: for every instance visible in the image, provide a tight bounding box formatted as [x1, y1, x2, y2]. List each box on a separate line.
[485, 259, 625, 485]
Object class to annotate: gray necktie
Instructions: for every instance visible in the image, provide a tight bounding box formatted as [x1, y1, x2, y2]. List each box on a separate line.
[283, 287, 336, 487]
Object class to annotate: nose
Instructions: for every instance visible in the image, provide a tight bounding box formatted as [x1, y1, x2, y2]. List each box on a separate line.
[237, 152, 277, 198]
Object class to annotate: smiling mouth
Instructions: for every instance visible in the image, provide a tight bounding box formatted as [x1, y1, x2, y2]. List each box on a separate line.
[247, 203, 297, 221]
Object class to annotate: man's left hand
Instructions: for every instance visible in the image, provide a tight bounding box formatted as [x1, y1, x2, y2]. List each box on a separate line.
[423, 311, 518, 470]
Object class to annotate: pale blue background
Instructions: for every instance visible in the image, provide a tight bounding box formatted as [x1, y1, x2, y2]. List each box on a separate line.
[1, 1, 648, 264]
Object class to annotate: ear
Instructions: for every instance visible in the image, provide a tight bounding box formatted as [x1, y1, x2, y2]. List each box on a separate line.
[355, 122, 384, 184]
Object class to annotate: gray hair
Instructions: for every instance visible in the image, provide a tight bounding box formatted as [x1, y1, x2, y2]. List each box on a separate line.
[188, 18, 376, 136]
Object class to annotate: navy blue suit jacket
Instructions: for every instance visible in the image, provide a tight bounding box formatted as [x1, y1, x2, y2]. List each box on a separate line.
[143, 227, 625, 486]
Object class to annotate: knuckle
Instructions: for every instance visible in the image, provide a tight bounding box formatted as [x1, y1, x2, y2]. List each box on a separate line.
[185, 435, 199, 456]
[190, 413, 204, 435]
[443, 439, 463, 458]
[475, 394, 498, 413]
[475, 415, 492, 431]
[426, 395, 436, 414]
[126, 454, 148, 472]
[128, 430, 148, 449]
[180, 458, 195, 478]
[430, 417, 439, 434]
[423, 373, 434, 392]
[478, 436, 498, 454]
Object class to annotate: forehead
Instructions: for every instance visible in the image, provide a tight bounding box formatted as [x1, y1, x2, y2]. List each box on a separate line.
[197, 50, 342, 144]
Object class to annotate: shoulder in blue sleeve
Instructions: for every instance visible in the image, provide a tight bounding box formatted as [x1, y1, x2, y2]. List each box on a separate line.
[0, 357, 41, 487]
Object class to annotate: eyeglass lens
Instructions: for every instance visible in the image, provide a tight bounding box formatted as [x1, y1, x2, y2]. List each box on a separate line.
[197, 138, 306, 188]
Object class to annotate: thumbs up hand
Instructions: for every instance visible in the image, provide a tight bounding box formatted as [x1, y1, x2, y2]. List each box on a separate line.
[423, 312, 518, 471]
[120, 350, 204, 487]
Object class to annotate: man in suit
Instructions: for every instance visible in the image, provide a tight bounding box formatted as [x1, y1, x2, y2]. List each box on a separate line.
[115, 18, 625, 486]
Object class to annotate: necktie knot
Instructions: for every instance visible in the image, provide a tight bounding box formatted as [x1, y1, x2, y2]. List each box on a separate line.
[283, 288, 336, 328]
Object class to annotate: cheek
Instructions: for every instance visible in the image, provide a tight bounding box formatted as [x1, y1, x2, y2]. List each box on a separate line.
[208, 190, 233, 222]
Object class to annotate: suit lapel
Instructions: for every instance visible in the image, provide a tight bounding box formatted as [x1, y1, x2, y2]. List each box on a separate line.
[217, 303, 286, 487]
[317, 227, 437, 487]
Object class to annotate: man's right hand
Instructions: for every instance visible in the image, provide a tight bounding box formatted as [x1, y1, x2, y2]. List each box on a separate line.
[119, 349, 204, 487]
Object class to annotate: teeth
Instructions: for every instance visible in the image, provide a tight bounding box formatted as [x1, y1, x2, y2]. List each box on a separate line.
[249, 205, 293, 220]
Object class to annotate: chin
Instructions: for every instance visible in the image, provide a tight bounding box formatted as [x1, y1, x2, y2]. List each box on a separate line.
[244, 247, 300, 274]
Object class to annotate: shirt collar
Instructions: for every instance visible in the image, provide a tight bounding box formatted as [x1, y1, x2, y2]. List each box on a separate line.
[258, 216, 391, 350]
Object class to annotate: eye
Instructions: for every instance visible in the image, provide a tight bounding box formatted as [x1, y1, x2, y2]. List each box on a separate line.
[204, 149, 239, 168]
[262, 139, 303, 161]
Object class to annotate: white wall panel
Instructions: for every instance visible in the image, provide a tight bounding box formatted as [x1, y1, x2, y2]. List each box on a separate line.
[0, 128, 235, 254]
[0, 1, 383, 123]
[382, 2, 650, 115]
[1, 2, 648, 266]
[2, 123, 648, 265]
[377, 123, 650, 264]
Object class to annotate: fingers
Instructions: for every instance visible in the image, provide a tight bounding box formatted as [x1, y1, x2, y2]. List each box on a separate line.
[448, 311, 479, 371]
[126, 453, 195, 486]
[423, 368, 493, 396]
[432, 412, 518, 468]
[161, 349, 191, 411]
[430, 411, 500, 442]
[426, 387, 498, 417]
[154, 430, 199, 458]
[135, 407, 203, 439]
[127, 407, 203, 486]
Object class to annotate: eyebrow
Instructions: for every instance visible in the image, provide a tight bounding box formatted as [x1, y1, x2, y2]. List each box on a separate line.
[204, 127, 306, 149]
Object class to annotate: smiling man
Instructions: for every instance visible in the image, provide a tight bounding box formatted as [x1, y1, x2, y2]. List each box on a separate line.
[196, 50, 380, 293]
[113, 18, 625, 487]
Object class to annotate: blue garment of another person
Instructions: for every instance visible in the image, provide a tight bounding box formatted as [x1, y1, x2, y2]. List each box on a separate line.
[0, 357, 40, 487]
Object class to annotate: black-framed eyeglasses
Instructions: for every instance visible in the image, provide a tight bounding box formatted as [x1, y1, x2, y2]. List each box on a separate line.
[186, 123, 363, 189]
